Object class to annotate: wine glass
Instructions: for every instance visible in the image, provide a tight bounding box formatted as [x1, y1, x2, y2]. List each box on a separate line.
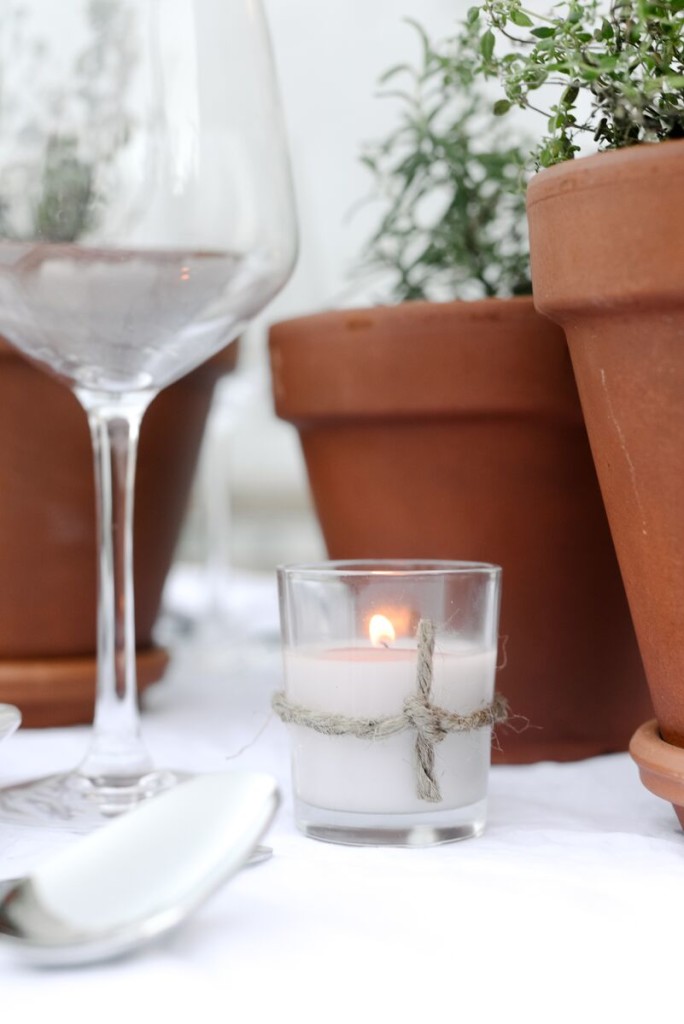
[0, 0, 297, 829]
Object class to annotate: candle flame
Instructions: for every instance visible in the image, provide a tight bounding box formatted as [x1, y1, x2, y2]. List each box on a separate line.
[369, 613, 396, 647]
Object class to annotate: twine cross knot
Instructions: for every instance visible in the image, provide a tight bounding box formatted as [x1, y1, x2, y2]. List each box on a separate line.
[273, 619, 508, 803]
[403, 693, 450, 743]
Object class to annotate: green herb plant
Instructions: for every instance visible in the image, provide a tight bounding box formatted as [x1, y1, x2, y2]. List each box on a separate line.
[475, 0, 684, 167]
[359, 19, 532, 302]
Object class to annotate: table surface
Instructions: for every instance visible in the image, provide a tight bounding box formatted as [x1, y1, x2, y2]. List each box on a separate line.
[1, 568, 682, 1023]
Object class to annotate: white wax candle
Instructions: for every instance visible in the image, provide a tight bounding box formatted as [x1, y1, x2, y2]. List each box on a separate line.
[283, 642, 497, 814]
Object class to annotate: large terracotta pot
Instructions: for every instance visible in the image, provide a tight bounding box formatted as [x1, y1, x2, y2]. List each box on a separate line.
[526, 140, 684, 822]
[268, 297, 650, 763]
[0, 339, 237, 726]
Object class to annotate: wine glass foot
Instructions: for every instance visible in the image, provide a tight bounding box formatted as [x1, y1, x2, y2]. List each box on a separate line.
[0, 768, 185, 833]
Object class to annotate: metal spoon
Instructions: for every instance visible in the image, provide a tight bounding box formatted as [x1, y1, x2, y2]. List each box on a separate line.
[0, 770, 279, 966]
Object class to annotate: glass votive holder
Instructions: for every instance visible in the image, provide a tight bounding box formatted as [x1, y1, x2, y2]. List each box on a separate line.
[275, 560, 503, 847]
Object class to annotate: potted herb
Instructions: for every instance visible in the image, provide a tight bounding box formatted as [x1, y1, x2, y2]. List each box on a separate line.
[476, 0, 684, 818]
[269, 19, 649, 763]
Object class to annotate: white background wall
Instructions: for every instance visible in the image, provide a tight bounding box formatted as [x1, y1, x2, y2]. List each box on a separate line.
[3, 1, 477, 572]
[193, 0, 470, 570]
[262, 0, 466, 319]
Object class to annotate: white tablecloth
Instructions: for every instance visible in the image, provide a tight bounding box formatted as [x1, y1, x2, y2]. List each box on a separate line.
[1, 569, 682, 1023]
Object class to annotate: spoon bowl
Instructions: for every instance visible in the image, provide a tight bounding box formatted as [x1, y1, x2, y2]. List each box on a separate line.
[0, 771, 279, 966]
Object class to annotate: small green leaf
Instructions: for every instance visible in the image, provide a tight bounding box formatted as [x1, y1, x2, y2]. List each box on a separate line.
[493, 98, 512, 115]
[467, 6, 481, 24]
[561, 84, 579, 107]
[510, 10, 534, 27]
[480, 29, 495, 60]
[530, 26, 555, 38]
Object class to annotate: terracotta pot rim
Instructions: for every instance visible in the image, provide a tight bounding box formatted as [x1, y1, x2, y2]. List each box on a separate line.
[270, 294, 535, 335]
[527, 138, 684, 314]
[269, 295, 581, 423]
[527, 138, 684, 209]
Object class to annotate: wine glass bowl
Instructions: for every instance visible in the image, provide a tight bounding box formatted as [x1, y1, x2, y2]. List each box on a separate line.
[0, 0, 297, 828]
[0, 0, 296, 394]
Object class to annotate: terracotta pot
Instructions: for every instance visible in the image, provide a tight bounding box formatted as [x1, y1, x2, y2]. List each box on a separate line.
[269, 297, 650, 763]
[527, 139, 684, 819]
[0, 339, 237, 726]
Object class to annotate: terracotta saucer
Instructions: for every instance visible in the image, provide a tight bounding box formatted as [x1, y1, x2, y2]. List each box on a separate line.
[629, 718, 684, 828]
[0, 647, 169, 728]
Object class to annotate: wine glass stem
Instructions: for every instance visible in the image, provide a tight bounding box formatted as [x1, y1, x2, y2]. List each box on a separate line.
[76, 391, 155, 781]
